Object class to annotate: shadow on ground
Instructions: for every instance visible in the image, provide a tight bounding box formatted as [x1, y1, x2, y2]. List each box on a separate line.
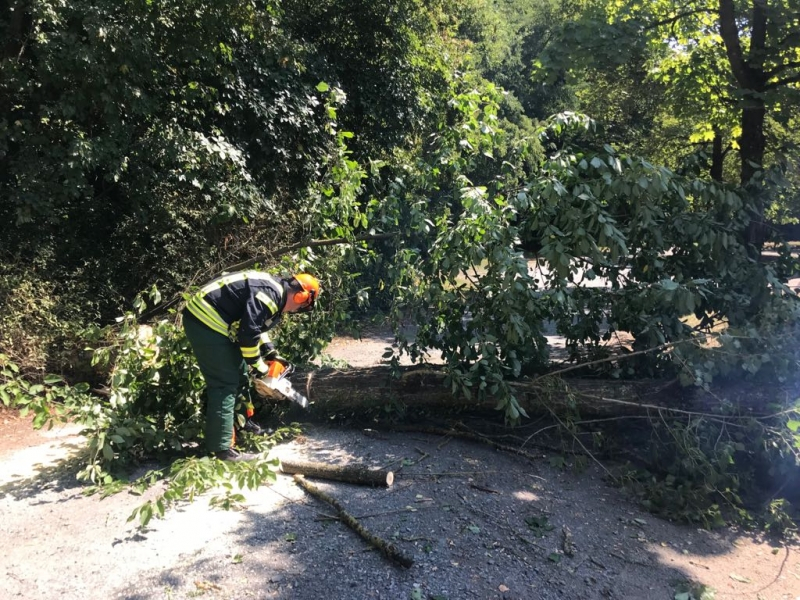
[114, 426, 796, 600]
[0, 440, 87, 501]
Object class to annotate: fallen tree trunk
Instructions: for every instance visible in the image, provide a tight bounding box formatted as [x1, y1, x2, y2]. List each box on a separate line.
[280, 459, 394, 487]
[291, 366, 797, 418]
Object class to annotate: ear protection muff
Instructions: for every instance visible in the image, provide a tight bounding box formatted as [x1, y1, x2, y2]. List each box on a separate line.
[290, 284, 315, 312]
[289, 273, 319, 313]
[294, 289, 316, 312]
[293, 289, 310, 306]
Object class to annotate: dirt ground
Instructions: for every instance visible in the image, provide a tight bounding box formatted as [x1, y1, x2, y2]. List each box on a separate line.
[1, 331, 799, 600]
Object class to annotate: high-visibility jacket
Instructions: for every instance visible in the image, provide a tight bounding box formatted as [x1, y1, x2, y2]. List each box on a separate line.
[185, 270, 286, 374]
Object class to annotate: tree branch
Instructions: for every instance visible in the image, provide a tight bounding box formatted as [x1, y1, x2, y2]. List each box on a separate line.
[138, 232, 398, 321]
[524, 335, 711, 383]
[644, 8, 716, 30]
[764, 71, 800, 90]
[776, 29, 800, 50]
[718, 0, 755, 90]
[749, 0, 768, 70]
[1, 2, 32, 62]
[225, 232, 398, 273]
[765, 61, 800, 79]
[293, 475, 413, 568]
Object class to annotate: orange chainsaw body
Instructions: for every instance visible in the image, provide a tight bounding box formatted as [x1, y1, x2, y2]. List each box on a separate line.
[253, 359, 309, 408]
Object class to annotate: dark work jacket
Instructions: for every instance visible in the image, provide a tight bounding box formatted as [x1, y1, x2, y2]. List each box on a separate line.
[185, 270, 286, 373]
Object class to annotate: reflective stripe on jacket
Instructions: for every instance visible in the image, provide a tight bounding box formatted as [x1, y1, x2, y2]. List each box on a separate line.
[185, 270, 285, 373]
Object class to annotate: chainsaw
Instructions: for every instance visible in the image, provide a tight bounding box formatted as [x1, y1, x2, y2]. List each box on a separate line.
[253, 358, 309, 408]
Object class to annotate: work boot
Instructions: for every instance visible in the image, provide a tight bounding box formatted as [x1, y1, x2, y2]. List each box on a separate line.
[214, 447, 260, 462]
[241, 419, 270, 436]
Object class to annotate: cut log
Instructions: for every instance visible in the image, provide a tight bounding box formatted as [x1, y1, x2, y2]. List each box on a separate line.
[280, 459, 394, 487]
[292, 366, 797, 418]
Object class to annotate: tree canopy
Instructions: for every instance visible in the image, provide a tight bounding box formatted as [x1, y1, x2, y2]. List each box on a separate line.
[536, 0, 800, 240]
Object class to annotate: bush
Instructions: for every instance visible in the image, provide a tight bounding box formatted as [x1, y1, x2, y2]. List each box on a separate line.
[0, 265, 93, 378]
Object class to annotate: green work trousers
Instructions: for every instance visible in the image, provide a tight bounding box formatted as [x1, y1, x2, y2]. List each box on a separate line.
[183, 312, 250, 453]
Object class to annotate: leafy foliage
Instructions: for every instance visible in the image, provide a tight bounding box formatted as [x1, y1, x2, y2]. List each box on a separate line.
[82, 310, 206, 481]
[0, 353, 90, 430]
[127, 453, 281, 529]
[0, 0, 370, 322]
[369, 82, 798, 416]
[280, 0, 456, 158]
[1, 0, 798, 533]
[613, 406, 800, 533]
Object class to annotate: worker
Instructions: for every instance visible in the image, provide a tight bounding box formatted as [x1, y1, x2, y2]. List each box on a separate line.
[182, 270, 320, 461]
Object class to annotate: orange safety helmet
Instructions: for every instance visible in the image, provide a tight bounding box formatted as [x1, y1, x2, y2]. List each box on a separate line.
[290, 273, 320, 312]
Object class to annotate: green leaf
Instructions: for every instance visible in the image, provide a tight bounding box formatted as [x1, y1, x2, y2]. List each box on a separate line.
[316, 81, 330, 92]
[660, 279, 679, 291]
[787, 420, 800, 433]
[44, 374, 63, 384]
[102, 444, 114, 460]
[547, 552, 561, 563]
[139, 503, 153, 528]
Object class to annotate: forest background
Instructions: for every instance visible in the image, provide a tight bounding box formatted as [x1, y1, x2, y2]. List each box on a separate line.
[1, 0, 799, 532]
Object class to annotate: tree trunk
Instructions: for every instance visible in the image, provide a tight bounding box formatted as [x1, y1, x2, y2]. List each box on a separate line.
[719, 0, 769, 251]
[710, 128, 724, 183]
[741, 102, 767, 248]
[292, 366, 796, 418]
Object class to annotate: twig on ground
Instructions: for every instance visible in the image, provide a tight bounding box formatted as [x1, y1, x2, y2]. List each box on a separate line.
[413, 447, 430, 464]
[401, 470, 502, 478]
[522, 415, 656, 449]
[608, 550, 655, 568]
[394, 447, 431, 473]
[313, 504, 441, 522]
[469, 483, 500, 494]
[392, 424, 547, 462]
[590, 556, 607, 569]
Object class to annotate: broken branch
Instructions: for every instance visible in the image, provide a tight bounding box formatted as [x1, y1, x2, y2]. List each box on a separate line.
[293, 475, 413, 568]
